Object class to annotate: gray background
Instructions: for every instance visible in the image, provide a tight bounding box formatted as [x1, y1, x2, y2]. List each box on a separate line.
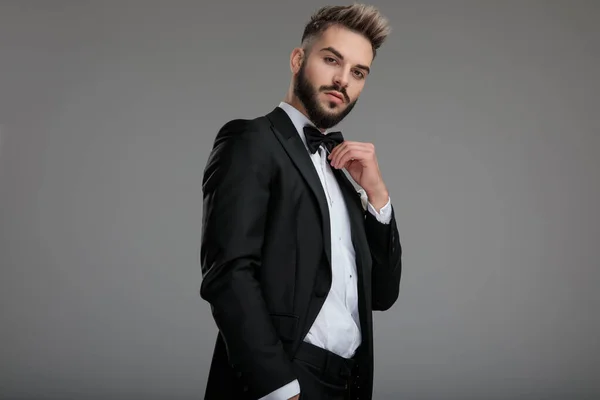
[1, 1, 599, 399]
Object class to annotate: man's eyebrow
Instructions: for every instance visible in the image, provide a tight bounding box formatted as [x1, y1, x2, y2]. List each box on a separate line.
[320, 46, 371, 74]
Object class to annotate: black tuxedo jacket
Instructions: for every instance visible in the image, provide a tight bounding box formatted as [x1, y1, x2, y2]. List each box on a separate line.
[200, 107, 402, 400]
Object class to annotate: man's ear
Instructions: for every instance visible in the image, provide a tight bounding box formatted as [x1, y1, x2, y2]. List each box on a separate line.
[290, 48, 304, 74]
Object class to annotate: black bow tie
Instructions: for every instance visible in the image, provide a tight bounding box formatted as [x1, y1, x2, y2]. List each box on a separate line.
[303, 125, 344, 154]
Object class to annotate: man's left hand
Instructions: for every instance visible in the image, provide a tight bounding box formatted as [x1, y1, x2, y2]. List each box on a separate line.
[328, 141, 389, 210]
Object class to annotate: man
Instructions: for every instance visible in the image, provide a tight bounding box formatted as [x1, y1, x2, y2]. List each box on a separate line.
[200, 4, 402, 400]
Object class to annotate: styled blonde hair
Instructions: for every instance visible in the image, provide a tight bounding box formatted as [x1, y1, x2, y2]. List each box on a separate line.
[301, 3, 391, 59]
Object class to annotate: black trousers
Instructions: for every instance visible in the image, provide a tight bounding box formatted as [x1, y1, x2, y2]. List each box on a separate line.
[291, 341, 357, 400]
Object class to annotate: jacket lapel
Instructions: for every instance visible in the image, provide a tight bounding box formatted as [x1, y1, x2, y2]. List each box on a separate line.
[332, 167, 373, 330]
[265, 107, 332, 266]
[332, 168, 370, 266]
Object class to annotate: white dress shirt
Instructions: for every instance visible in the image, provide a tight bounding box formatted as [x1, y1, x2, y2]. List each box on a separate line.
[259, 102, 392, 400]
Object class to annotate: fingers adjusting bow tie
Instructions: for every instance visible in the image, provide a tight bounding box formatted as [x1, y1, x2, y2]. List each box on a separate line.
[303, 125, 344, 154]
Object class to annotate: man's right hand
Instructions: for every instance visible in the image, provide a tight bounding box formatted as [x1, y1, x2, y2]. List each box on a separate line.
[288, 395, 300, 400]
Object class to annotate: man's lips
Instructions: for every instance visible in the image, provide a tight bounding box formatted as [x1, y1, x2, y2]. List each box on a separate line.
[324, 91, 344, 103]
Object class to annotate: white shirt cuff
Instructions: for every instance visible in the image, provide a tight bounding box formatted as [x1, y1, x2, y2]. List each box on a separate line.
[367, 197, 392, 224]
[358, 189, 392, 224]
[258, 379, 300, 400]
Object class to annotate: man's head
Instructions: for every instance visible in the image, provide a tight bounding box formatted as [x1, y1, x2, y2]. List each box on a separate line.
[288, 4, 391, 129]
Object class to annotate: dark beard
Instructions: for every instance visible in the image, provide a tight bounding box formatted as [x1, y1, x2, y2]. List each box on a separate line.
[293, 60, 358, 130]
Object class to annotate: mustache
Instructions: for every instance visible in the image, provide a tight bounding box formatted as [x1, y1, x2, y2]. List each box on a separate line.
[320, 85, 350, 103]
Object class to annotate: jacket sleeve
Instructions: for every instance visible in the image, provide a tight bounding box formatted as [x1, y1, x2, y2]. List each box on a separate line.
[200, 121, 297, 398]
[364, 202, 403, 311]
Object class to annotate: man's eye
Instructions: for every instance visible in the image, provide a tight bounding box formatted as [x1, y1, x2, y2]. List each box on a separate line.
[353, 70, 365, 79]
[324, 57, 337, 64]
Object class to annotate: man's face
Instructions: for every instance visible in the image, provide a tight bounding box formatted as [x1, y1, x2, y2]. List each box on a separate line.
[293, 25, 373, 129]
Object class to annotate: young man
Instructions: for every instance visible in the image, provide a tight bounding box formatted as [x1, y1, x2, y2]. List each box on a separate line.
[200, 4, 402, 400]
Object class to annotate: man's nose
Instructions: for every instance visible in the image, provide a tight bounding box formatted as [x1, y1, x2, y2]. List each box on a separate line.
[333, 71, 349, 89]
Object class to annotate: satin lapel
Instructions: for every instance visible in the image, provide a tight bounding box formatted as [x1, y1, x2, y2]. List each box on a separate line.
[332, 168, 369, 265]
[265, 108, 332, 266]
[332, 168, 373, 317]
